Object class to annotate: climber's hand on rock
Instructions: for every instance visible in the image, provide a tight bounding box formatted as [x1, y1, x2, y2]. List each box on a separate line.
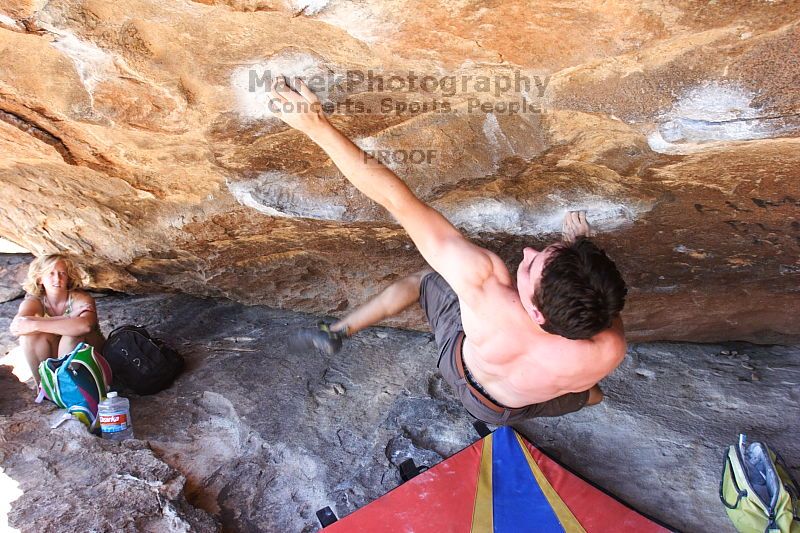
[267, 76, 327, 133]
[561, 210, 592, 243]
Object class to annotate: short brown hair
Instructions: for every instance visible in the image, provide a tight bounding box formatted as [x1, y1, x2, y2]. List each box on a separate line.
[533, 238, 627, 340]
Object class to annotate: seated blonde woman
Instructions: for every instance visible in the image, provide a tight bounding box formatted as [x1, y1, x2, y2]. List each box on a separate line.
[9, 254, 105, 387]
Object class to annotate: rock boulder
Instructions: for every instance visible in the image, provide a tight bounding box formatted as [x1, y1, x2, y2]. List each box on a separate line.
[0, 1, 798, 342]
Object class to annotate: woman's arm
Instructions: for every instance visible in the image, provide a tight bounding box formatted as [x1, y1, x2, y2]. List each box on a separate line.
[17, 315, 94, 337]
[9, 297, 45, 336]
[268, 77, 497, 298]
[10, 293, 97, 337]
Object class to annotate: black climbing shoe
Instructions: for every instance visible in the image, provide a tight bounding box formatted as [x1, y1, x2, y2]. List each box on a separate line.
[289, 322, 346, 355]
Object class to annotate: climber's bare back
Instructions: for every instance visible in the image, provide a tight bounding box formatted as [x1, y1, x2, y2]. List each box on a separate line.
[454, 247, 626, 408]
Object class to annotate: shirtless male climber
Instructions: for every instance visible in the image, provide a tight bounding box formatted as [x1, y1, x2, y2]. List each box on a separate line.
[271, 76, 628, 425]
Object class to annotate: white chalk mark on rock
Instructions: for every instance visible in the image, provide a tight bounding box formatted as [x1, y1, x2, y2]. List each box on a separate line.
[482, 113, 514, 166]
[647, 82, 799, 154]
[0, 12, 22, 29]
[227, 173, 347, 220]
[317, 3, 394, 44]
[44, 27, 115, 96]
[231, 51, 338, 121]
[442, 196, 648, 235]
[37, 23, 186, 122]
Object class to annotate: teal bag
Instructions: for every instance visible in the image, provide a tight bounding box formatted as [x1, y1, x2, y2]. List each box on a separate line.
[37, 342, 112, 429]
[721, 434, 800, 533]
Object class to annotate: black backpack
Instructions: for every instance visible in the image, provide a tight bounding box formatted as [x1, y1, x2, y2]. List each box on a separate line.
[103, 326, 184, 395]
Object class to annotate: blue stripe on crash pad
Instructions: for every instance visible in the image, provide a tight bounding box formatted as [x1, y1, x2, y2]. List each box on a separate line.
[492, 426, 565, 533]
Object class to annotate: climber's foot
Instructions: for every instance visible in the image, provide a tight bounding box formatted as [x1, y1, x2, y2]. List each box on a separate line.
[289, 322, 346, 355]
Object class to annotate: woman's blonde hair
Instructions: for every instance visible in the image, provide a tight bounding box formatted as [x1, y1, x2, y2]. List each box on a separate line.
[23, 254, 85, 297]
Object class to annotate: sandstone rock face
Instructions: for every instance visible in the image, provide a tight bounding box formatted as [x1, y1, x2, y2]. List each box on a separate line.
[0, 1, 798, 342]
[1, 294, 799, 532]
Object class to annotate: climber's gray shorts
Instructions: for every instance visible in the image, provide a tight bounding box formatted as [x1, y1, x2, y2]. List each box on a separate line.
[418, 271, 590, 425]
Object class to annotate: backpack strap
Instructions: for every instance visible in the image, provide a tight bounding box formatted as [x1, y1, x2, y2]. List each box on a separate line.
[107, 325, 150, 339]
[107, 325, 130, 339]
[720, 448, 748, 509]
[50, 412, 73, 429]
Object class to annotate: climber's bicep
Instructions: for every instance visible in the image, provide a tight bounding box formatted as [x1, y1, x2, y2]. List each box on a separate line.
[392, 196, 495, 295]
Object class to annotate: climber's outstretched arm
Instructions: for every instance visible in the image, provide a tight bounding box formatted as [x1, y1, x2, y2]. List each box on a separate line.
[268, 77, 496, 296]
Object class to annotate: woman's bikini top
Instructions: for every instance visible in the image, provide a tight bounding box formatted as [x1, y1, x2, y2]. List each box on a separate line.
[40, 292, 74, 318]
[37, 291, 101, 335]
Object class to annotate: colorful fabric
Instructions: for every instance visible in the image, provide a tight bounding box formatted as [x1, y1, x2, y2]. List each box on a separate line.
[39, 342, 112, 427]
[324, 426, 670, 532]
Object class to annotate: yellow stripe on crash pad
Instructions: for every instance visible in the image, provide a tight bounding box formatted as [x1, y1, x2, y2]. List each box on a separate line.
[515, 432, 586, 533]
[471, 435, 494, 533]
